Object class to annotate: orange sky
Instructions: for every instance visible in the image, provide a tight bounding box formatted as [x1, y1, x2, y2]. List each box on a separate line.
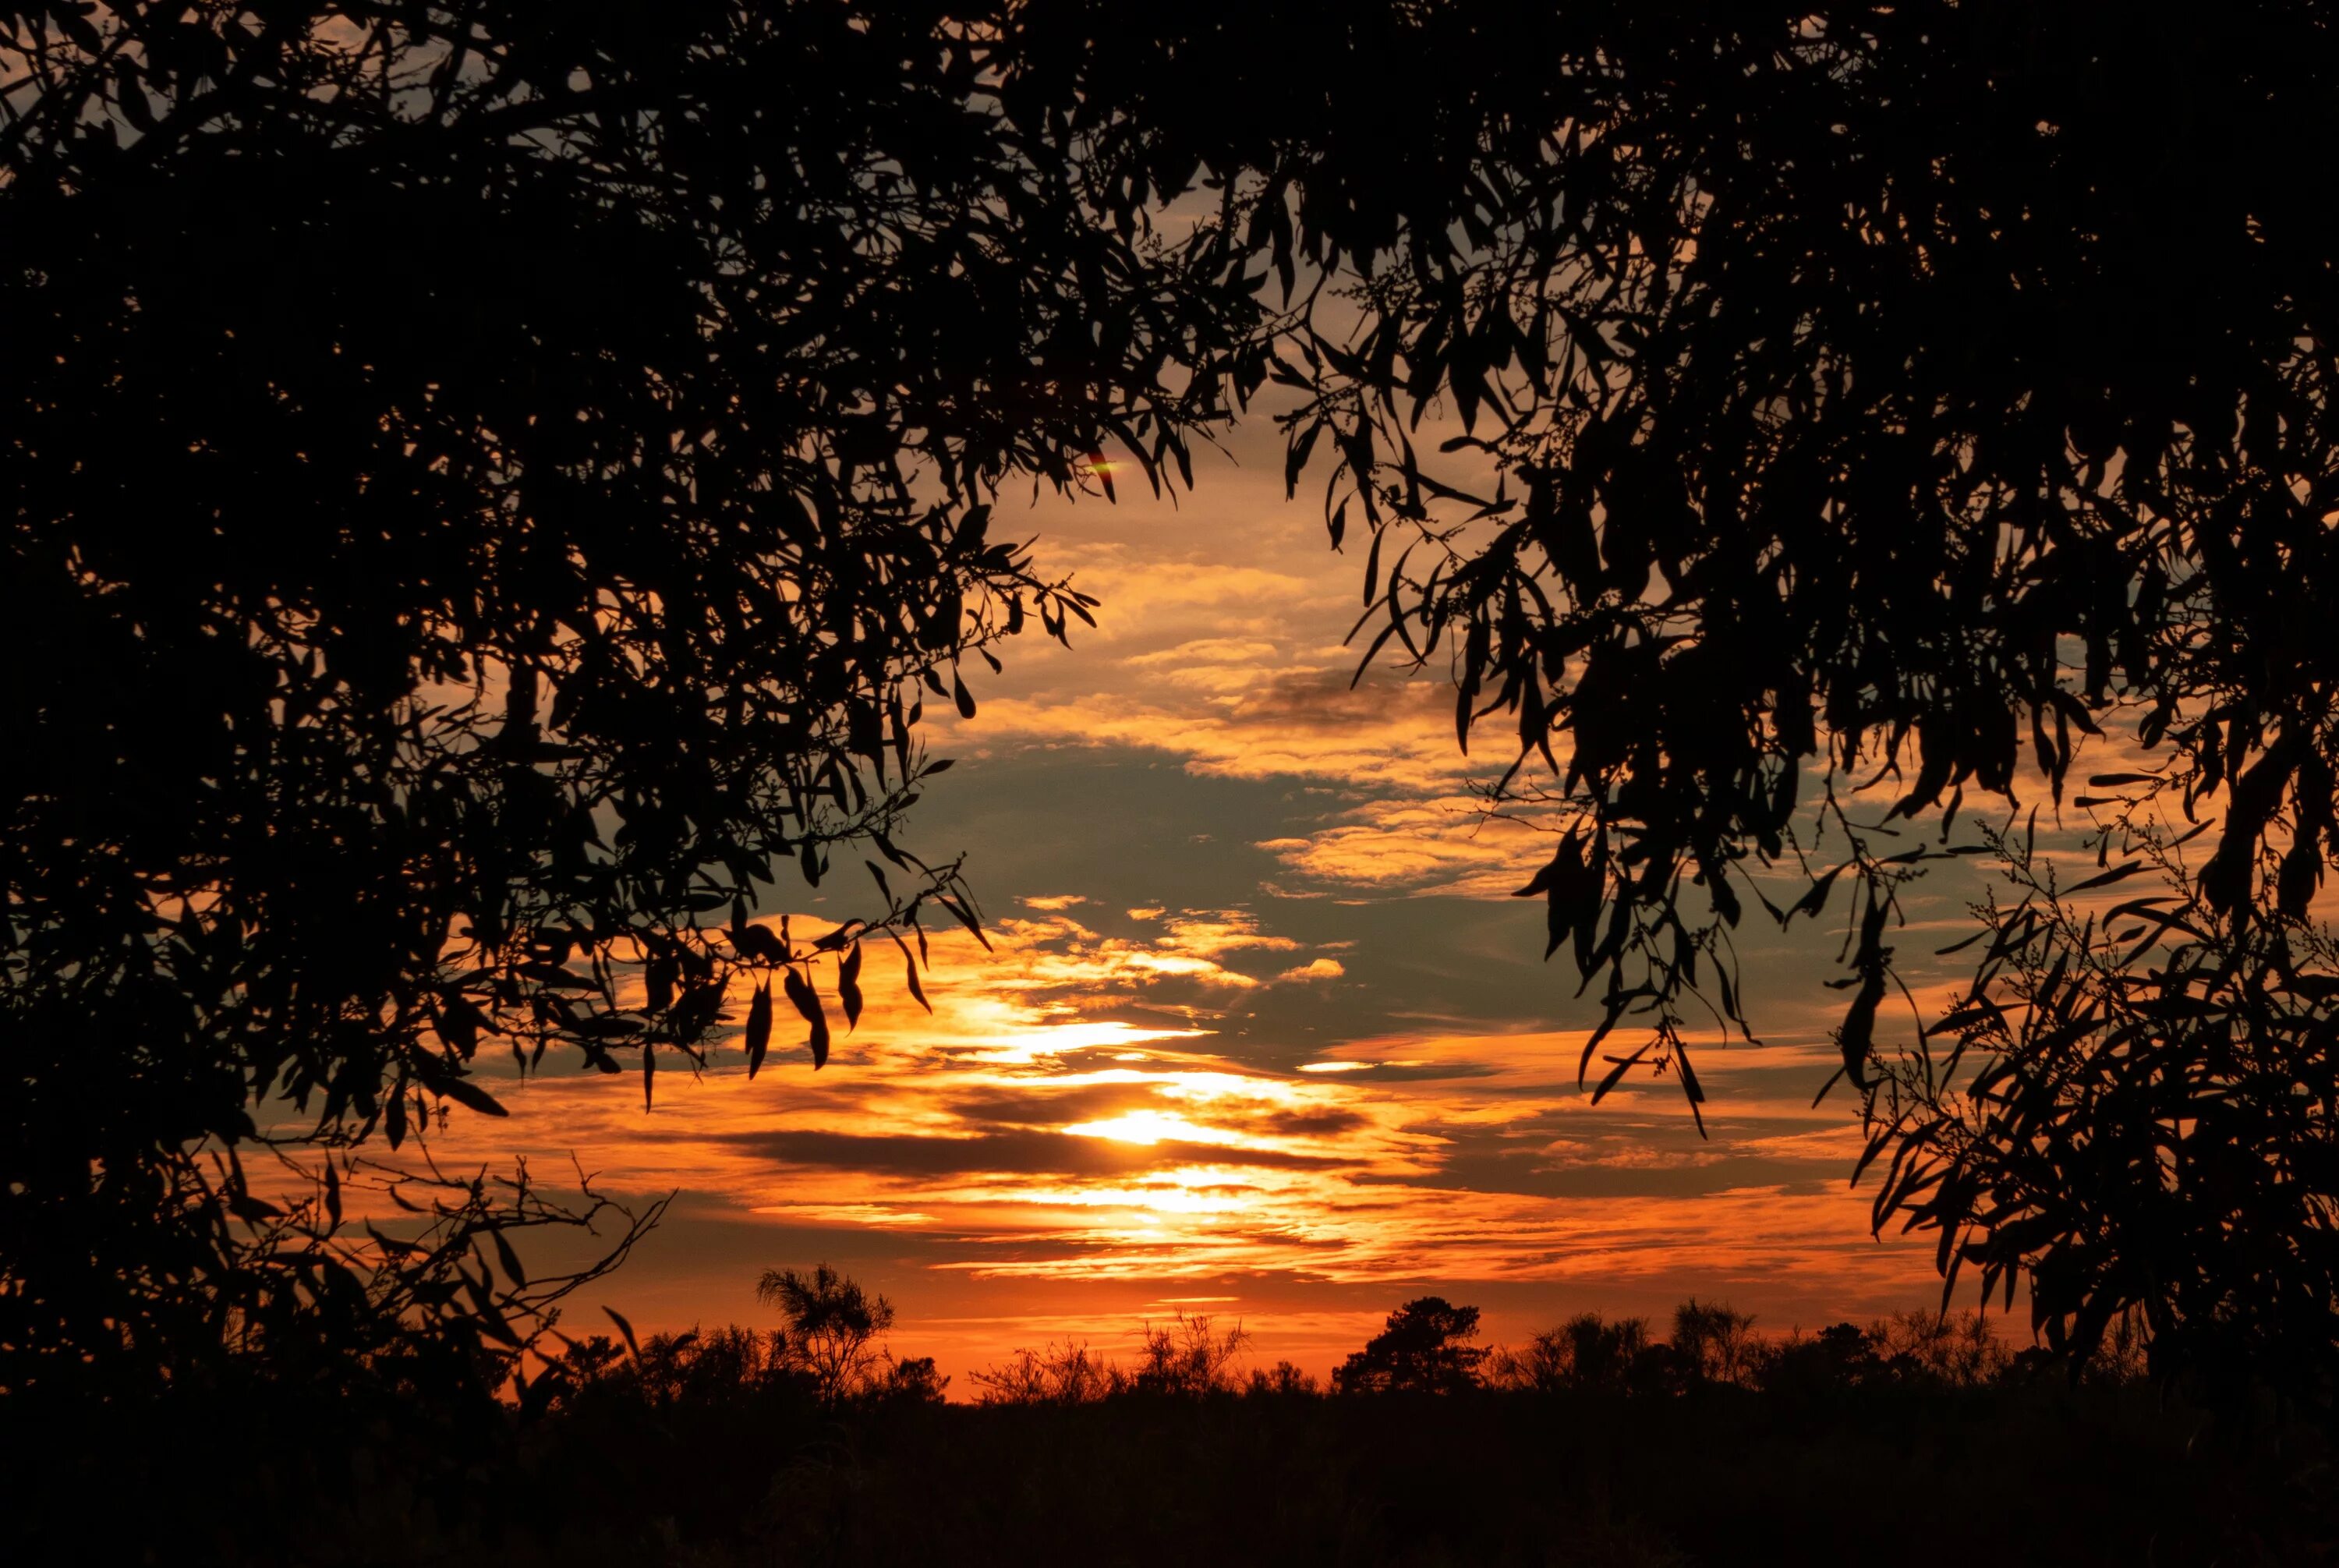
[405, 413, 2107, 1390]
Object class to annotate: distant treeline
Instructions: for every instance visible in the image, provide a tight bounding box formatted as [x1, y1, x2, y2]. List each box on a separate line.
[540, 1268, 2150, 1415]
[14, 1266, 2316, 1568]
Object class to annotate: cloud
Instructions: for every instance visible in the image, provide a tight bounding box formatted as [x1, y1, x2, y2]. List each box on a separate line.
[1276, 958, 1346, 982]
[1155, 910, 1300, 960]
[719, 1127, 1358, 1178]
[1255, 797, 1552, 897]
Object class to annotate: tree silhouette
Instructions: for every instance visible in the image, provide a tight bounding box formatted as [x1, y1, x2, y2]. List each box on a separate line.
[1669, 1299, 1760, 1389]
[1332, 1297, 1490, 1396]
[0, 3, 1269, 1396]
[757, 1262, 897, 1402]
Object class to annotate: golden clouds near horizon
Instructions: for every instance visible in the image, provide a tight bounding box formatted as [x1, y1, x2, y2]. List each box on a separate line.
[390, 904, 1937, 1311]
[359, 456, 1958, 1344]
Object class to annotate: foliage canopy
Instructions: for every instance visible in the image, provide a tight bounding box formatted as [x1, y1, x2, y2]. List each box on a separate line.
[1042, 0, 2339, 1391]
[0, 0, 1269, 1393]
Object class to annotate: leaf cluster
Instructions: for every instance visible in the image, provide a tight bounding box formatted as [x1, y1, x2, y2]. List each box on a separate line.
[1868, 816, 2339, 1406]
[1071, 2, 2339, 1113]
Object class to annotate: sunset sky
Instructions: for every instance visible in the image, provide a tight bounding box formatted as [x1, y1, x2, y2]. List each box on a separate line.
[423, 410, 2054, 1389]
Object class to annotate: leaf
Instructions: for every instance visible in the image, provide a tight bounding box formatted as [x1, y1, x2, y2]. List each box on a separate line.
[1788, 862, 1850, 922]
[2063, 862, 2147, 894]
[436, 1073, 509, 1119]
[604, 1307, 641, 1361]
[898, 940, 932, 1013]
[953, 671, 977, 720]
[871, 830, 914, 870]
[646, 952, 677, 1014]
[1809, 1064, 1849, 1109]
[1576, 994, 1628, 1088]
[1927, 1000, 2007, 1037]
[1673, 1042, 1708, 1139]
[491, 1228, 528, 1288]
[1591, 1042, 1653, 1104]
[935, 892, 991, 950]
[784, 968, 830, 1069]
[744, 982, 773, 1078]
[1836, 968, 1885, 1089]
[1515, 831, 1577, 898]
[839, 943, 865, 1030]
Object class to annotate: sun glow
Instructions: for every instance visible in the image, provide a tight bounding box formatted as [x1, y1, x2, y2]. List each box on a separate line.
[1060, 1110, 1243, 1147]
[963, 1019, 1209, 1064]
[391, 859, 1945, 1362]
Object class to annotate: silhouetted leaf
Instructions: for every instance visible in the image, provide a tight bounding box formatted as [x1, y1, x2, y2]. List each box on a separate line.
[784, 968, 829, 1070]
[491, 1229, 527, 1289]
[434, 1074, 509, 1120]
[744, 982, 773, 1079]
[603, 1307, 641, 1362]
[2064, 863, 2147, 894]
[839, 943, 864, 1031]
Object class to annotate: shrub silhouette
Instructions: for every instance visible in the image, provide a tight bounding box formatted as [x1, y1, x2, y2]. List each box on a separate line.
[971, 1311, 1249, 1403]
[1870, 1309, 2015, 1389]
[971, 1340, 1120, 1407]
[1247, 1360, 1321, 1398]
[1759, 1324, 1891, 1399]
[1486, 1312, 1666, 1396]
[875, 1355, 951, 1406]
[547, 1265, 942, 1410]
[1127, 1312, 1253, 1398]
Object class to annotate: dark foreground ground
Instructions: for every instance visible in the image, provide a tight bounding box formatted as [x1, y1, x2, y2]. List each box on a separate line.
[17, 1380, 2337, 1567]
